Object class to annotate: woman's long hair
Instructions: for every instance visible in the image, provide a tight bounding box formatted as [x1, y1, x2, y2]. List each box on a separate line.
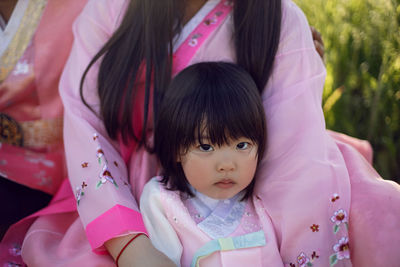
[80, 0, 281, 147]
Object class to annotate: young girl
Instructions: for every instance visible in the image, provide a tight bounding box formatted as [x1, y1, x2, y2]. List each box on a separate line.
[140, 61, 281, 267]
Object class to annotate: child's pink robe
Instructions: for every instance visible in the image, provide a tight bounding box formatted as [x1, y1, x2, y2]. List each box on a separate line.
[16, 0, 400, 266]
[140, 178, 284, 267]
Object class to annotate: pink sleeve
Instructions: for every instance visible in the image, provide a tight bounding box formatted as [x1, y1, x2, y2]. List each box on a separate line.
[255, 0, 399, 264]
[254, 0, 353, 262]
[59, 0, 145, 252]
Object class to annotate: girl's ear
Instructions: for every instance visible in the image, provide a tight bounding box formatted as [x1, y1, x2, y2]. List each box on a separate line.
[176, 151, 182, 163]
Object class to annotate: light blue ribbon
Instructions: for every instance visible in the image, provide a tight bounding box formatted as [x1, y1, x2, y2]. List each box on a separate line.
[191, 230, 266, 267]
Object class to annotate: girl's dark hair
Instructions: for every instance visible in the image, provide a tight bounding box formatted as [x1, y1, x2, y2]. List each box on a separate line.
[80, 0, 281, 147]
[154, 62, 266, 199]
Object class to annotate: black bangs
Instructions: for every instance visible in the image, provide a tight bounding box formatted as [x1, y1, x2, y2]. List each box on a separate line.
[154, 62, 266, 198]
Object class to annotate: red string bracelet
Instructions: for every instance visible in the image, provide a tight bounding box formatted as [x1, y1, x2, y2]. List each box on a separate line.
[116, 233, 145, 267]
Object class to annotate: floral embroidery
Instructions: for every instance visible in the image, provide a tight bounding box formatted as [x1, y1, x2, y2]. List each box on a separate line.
[311, 251, 319, 260]
[81, 162, 89, 168]
[97, 165, 118, 188]
[34, 170, 52, 187]
[75, 181, 87, 205]
[330, 237, 350, 266]
[188, 33, 202, 47]
[26, 157, 55, 167]
[331, 193, 340, 202]
[297, 252, 312, 267]
[289, 251, 319, 267]
[13, 60, 30, 75]
[8, 244, 21, 256]
[96, 147, 105, 164]
[310, 224, 319, 232]
[113, 161, 118, 167]
[93, 133, 99, 141]
[331, 209, 349, 233]
[204, 11, 224, 26]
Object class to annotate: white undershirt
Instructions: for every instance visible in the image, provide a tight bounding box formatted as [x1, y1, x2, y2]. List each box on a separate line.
[173, 0, 219, 53]
[0, 0, 29, 58]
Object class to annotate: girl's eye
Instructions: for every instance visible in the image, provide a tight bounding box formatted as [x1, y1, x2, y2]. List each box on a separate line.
[199, 144, 214, 152]
[236, 142, 250, 150]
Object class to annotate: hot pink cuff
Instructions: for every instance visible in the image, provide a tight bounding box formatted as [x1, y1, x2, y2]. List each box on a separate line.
[85, 205, 148, 254]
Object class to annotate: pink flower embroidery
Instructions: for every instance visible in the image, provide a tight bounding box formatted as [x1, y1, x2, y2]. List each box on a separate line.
[297, 252, 310, 267]
[96, 147, 104, 158]
[96, 146, 105, 164]
[331, 209, 348, 225]
[188, 38, 198, 47]
[75, 181, 88, 205]
[188, 34, 202, 47]
[97, 165, 118, 188]
[333, 237, 350, 260]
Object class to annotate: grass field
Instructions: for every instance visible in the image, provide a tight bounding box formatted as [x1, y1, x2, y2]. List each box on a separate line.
[294, 0, 400, 182]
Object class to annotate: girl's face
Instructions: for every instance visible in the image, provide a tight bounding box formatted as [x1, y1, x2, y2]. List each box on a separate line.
[179, 137, 258, 200]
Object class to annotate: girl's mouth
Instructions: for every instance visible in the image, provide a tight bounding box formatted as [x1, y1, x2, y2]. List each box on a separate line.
[214, 179, 235, 189]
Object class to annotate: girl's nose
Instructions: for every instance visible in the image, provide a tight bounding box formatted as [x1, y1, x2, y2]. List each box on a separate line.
[217, 154, 235, 172]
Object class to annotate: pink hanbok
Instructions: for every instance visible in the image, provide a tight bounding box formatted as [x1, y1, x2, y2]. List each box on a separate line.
[13, 0, 400, 266]
[0, 0, 87, 265]
[140, 178, 284, 267]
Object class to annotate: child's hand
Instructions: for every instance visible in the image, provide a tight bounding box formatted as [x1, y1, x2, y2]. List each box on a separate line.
[106, 234, 177, 267]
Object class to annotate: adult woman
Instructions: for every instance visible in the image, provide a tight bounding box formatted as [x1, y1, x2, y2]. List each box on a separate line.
[20, 0, 400, 266]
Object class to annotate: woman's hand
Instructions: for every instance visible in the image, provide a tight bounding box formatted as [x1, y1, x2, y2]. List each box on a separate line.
[310, 26, 324, 59]
[106, 234, 177, 267]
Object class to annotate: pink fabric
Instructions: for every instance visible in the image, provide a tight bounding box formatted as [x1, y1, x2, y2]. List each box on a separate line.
[158, 183, 283, 267]
[335, 140, 400, 266]
[86, 205, 147, 254]
[0, 0, 87, 194]
[15, 0, 400, 266]
[327, 130, 373, 164]
[0, 142, 65, 194]
[0, 179, 76, 266]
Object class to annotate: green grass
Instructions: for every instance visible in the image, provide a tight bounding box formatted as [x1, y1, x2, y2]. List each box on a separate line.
[294, 0, 400, 182]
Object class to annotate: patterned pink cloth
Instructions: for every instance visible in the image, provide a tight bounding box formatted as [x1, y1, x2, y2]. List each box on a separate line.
[0, 0, 87, 194]
[3, 0, 398, 266]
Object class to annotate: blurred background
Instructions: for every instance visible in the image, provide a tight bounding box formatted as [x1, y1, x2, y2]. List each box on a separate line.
[294, 0, 400, 182]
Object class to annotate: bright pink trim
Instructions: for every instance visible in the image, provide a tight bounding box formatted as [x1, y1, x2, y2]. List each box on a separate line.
[86, 205, 148, 253]
[173, 0, 233, 75]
